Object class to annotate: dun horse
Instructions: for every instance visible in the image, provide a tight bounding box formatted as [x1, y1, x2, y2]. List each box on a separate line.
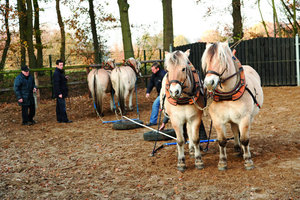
[87, 58, 115, 117]
[160, 50, 205, 172]
[201, 42, 264, 170]
[110, 58, 141, 115]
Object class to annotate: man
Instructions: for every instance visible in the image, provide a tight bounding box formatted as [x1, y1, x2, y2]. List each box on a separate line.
[14, 65, 37, 125]
[145, 62, 166, 126]
[53, 59, 72, 123]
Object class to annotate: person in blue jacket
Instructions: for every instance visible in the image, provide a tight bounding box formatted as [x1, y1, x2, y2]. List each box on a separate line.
[145, 62, 166, 126]
[14, 65, 37, 125]
[53, 59, 72, 123]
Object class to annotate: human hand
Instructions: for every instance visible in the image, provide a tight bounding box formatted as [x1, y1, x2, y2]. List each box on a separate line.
[146, 93, 150, 98]
[58, 94, 63, 98]
[18, 98, 23, 103]
[65, 75, 69, 80]
[159, 123, 165, 131]
[33, 88, 37, 93]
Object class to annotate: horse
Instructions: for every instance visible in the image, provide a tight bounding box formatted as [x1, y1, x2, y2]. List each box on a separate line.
[87, 58, 116, 117]
[201, 42, 264, 170]
[110, 57, 141, 115]
[160, 49, 205, 172]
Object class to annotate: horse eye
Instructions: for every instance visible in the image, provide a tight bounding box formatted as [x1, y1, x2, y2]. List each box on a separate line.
[182, 68, 186, 72]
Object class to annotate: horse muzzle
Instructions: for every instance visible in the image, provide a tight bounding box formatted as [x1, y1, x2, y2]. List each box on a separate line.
[204, 75, 219, 92]
[169, 84, 182, 99]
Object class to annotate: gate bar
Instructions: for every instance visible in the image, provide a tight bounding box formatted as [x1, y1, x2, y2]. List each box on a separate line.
[296, 34, 300, 86]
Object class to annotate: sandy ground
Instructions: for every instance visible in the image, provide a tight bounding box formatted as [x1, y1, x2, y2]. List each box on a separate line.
[0, 87, 299, 199]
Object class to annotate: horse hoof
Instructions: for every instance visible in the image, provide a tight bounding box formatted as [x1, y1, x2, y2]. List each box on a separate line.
[245, 162, 255, 170]
[177, 166, 186, 172]
[218, 163, 227, 171]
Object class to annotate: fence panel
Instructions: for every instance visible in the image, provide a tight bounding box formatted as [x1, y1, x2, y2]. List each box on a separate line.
[174, 37, 298, 86]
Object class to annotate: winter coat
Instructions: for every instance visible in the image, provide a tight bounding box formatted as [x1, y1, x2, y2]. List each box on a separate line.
[146, 68, 167, 96]
[53, 68, 68, 98]
[14, 73, 36, 106]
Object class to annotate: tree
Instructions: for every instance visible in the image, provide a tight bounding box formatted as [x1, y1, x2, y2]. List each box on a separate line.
[162, 0, 173, 51]
[258, 0, 270, 37]
[88, 0, 101, 64]
[56, 0, 65, 62]
[17, 0, 27, 66]
[232, 0, 243, 42]
[0, 0, 11, 75]
[174, 35, 189, 47]
[25, 0, 37, 69]
[117, 0, 134, 59]
[33, 0, 43, 67]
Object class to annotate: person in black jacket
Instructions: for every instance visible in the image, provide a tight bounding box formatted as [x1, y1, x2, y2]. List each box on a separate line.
[14, 65, 37, 125]
[53, 59, 72, 123]
[145, 62, 166, 126]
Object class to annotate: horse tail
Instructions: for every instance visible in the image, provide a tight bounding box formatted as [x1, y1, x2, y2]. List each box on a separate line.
[93, 71, 103, 116]
[116, 68, 125, 115]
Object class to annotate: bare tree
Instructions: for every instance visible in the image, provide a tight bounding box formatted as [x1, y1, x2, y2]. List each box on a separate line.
[258, 0, 269, 37]
[162, 0, 173, 51]
[232, 0, 243, 42]
[33, 0, 43, 67]
[117, 0, 134, 59]
[17, 0, 27, 66]
[56, 0, 65, 62]
[25, 0, 37, 69]
[0, 0, 11, 75]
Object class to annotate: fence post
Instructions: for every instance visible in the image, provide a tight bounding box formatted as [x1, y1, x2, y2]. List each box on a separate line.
[159, 49, 163, 67]
[144, 50, 147, 88]
[296, 34, 300, 86]
[49, 55, 54, 98]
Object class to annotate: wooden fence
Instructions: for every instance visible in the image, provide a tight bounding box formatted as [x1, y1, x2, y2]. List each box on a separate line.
[174, 37, 298, 86]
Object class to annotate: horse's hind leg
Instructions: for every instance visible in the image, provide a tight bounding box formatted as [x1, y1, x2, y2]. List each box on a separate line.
[230, 122, 242, 156]
[128, 89, 134, 111]
[239, 117, 254, 170]
[215, 122, 228, 170]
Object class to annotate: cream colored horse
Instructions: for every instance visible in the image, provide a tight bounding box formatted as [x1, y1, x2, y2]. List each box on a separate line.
[201, 42, 264, 170]
[110, 57, 141, 115]
[87, 58, 115, 117]
[160, 50, 205, 172]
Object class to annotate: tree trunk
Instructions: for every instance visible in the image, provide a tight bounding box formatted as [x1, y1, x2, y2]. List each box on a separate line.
[162, 0, 173, 52]
[0, 0, 11, 74]
[117, 0, 134, 59]
[258, 0, 269, 37]
[17, 0, 27, 66]
[56, 0, 65, 62]
[26, 0, 37, 69]
[33, 0, 43, 67]
[232, 0, 243, 42]
[293, 0, 297, 36]
[88, 0, 101, 64]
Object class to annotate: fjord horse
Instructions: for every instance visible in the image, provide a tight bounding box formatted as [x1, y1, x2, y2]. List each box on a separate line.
[201, 42, 263, 170]
[160, 50, 205, 172]
[110, 57, 141, 115]
[87, 58, 115, 117]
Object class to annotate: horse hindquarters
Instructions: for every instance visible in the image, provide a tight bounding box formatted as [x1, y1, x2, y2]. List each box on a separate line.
[111, 69, 126, 115]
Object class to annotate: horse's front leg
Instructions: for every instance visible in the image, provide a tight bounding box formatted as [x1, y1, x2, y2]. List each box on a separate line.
[174, 124, 186, 172]
[239, 117, 254, 170]
[214, 122, 228, 170]
[188, 121, 204, 170]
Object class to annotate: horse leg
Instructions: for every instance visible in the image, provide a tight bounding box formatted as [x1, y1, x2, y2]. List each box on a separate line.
[189, 121, 204, 170]
[239, 117, 254, 170]
[185, 123, 194, 158]
[123, 89, 130, 111]
[128, 89, 134, 111]
[110, 91, 116, 112]
[230, 122, 242, 157]
[215, 122, 228, 170]
[174, 124, 186, 172]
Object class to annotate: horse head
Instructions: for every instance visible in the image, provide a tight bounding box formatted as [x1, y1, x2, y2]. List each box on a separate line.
[104, 58, 115, 70]
[165, 49, 192, 99]
[127, 57, 142, 77]
[201, 42, 234, 92]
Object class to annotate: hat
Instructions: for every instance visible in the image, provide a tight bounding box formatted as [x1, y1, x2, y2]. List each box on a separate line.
[21, 65, 29, 72]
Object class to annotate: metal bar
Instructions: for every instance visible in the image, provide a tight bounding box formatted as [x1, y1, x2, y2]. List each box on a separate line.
[122, 116, 177, 140]
[296, 34, 300, 86]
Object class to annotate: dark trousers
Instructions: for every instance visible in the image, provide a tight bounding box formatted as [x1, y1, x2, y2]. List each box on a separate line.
[56, 98, 68, 122]
[22, 104, 35, 123]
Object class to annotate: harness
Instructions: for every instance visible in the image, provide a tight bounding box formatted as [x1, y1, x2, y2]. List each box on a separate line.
[207, 56, 261, 108]
[123, 59, 139, 76]
[165, 63, 203, 106]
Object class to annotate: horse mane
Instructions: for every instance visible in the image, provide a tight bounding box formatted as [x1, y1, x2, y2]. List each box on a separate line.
[201, 42, 234, 72]
[165, 51, 190, 69]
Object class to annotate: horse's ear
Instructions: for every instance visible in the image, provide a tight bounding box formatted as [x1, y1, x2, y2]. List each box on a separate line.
[185, 49, 190, 57]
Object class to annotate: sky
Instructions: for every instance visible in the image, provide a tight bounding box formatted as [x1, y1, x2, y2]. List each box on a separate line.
[39, 0, 275, 48]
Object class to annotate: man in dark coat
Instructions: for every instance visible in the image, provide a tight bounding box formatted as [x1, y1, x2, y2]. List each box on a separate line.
[145, 62, 166, 126]
[53, 59, 72, 123]
[14, 65, 37, 125]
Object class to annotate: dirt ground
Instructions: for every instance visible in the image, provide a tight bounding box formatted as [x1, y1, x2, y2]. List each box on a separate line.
[0, 86, 299, 199]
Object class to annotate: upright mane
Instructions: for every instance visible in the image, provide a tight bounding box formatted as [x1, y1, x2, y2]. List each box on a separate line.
[201, 42, 234, 72]
[165, 50, 189, 69]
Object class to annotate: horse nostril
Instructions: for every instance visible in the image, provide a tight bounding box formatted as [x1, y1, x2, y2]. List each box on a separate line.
[175, 90, 179, 95]
[211, 80, 214, 86]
